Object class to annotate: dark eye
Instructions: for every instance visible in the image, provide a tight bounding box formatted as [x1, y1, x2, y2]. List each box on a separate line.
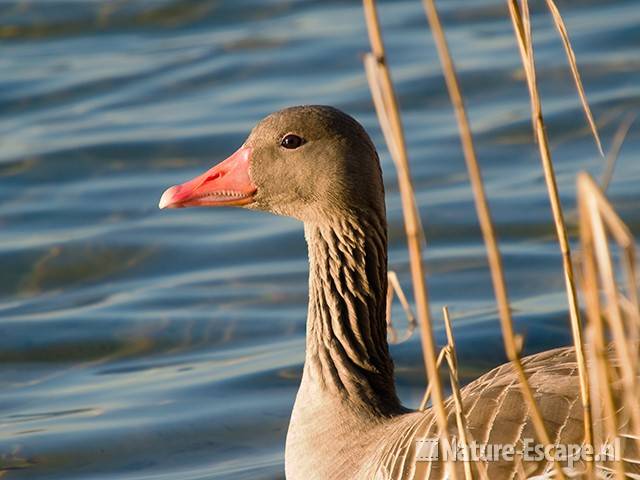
[280, 134, 304, 149]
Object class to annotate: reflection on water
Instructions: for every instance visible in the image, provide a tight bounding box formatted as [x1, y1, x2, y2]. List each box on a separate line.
[1, 0, 639, 478]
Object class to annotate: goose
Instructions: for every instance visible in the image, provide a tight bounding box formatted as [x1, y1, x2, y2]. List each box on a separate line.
[159, 105, 633, 479]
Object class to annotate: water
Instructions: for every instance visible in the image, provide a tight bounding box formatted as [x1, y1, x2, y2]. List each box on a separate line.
[1, 0, 639, 478]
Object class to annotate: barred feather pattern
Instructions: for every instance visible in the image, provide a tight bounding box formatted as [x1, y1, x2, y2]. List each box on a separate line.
[361, 347, 639, 479]
[285, 210, 638, 480]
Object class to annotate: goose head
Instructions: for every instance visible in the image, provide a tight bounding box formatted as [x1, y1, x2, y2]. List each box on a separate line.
[159, 105, 384, 223]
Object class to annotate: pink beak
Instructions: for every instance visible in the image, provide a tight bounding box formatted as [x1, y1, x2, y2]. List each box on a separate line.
[159, 146, 256, 209]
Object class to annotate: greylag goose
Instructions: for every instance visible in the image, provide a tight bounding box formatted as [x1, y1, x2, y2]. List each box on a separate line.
[159, 105, 632, 479]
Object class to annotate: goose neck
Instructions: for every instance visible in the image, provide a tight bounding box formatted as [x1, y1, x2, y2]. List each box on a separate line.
[301, 211, 401, 414]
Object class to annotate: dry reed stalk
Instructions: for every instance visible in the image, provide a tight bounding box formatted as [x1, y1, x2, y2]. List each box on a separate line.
[442, 307, 474, 480]
[577, 174, 627, 478]
[601, 113, 636, 192]
[362, 1, 454, 475]
[578, 174, 640, 452]
[579, 219, 619, 476]
[514, 457, 528, 479]
[507, 0, 594, 468]
[544, 0, 603, 157]
[386, 271, 417, 344]
[587, 170, 640, 349]
[420, 1, 566, 477]
[419, 346, 447, 411]
[581, 175, 638, 359]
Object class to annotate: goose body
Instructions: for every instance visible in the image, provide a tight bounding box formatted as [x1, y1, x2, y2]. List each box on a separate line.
[160, 106, 633, 479]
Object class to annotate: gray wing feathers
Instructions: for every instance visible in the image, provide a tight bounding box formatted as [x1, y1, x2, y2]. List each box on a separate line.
[367, 346, 638, 479]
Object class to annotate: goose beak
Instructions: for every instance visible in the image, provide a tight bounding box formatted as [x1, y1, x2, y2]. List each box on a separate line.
[159, 146, 256, 209]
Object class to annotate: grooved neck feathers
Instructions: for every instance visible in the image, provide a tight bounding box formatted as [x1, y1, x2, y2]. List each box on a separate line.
[302, 211, 401, 415]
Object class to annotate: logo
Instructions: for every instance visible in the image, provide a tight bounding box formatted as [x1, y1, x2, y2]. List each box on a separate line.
[415, 437, 620, 469]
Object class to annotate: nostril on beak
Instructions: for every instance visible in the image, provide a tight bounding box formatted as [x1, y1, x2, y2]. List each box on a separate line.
[205, 171, 223, 183]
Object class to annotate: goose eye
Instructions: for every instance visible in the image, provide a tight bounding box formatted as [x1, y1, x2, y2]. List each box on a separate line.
[280, 134, 304, 149]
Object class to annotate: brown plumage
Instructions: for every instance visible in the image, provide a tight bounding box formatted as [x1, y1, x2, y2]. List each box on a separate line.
[160, 105, 636, 479]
